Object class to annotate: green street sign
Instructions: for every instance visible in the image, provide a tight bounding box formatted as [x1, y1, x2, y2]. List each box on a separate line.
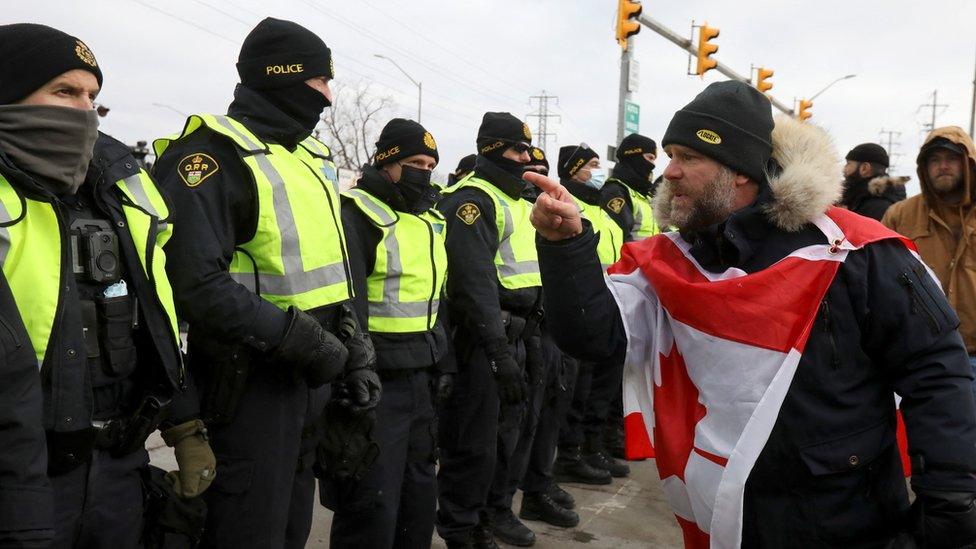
[624, 101, 640, 133]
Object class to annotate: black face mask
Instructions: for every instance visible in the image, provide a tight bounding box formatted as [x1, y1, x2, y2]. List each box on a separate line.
[492, 155, 527, 179]
[258, 82, 331, 136]
[625, 157, 655, 183]
[397, 165, 439, 213]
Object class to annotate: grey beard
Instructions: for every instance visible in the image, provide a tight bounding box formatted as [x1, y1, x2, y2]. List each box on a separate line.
[669, 167, 736, 231]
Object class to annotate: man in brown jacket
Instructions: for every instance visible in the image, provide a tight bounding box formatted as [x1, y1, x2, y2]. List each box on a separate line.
[883, 126, 976, 397]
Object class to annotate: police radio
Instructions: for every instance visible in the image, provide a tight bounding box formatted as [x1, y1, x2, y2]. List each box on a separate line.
[70, 219, 122, 283]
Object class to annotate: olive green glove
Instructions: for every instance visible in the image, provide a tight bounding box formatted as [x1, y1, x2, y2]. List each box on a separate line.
[161, 419, 217, 499]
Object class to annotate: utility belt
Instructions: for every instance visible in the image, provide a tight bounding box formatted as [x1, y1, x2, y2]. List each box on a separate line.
[500, 307, 545, 345]
[47, 394, 171, 475]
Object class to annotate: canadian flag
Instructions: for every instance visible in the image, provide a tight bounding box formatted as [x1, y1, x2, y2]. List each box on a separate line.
[607, 207, 916, 548]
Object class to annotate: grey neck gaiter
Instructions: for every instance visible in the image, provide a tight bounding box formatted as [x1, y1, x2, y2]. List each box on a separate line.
[0, 105, 99, 196]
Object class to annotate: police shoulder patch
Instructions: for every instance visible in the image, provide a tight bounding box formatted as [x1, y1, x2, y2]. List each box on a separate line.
[456, 202, 481, 225]
[178, 153, 219, 187]
[606, 197, 626, 214]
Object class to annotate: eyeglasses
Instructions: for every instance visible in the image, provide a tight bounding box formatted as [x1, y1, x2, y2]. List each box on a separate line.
[510, 141, 532, 154]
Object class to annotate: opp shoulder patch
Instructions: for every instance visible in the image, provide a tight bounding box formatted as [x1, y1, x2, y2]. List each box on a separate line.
[178, 153, 220, 187]
[456, 202, 481, 225]
[607, 197, 626, 214]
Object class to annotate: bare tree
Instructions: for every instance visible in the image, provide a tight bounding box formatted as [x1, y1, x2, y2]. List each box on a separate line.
[316, 80, 394, 170]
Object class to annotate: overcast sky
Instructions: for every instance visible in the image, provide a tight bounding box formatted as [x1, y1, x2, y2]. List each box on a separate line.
[11, 0, 976, 194]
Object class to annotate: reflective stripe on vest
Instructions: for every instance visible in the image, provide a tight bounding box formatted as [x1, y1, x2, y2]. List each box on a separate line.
[0, 170, 181, 367]
[447, 176, 541, 290]
[343, 188, 447, 333]
[578, 198, 624, 270]
[626, 184, 660, 240]
[155, 115, 352, 311]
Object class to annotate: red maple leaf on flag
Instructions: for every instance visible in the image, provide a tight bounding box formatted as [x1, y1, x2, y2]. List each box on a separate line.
[654, 343, 707, 482]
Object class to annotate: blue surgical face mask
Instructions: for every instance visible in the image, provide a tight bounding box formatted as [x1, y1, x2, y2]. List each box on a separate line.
[585, 167, 608, 191]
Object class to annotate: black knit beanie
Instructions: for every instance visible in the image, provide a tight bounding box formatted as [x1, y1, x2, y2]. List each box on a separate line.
[845, 143, 889, 167]
[373, 118, 439, 166]
[0, 23, 104, 104]
[662, 80, 773, 184]
[557, 144, 598, 179]
[237, 18, 333, 90]
[476, 112, 532, 159]
[616, 133, 657, 162]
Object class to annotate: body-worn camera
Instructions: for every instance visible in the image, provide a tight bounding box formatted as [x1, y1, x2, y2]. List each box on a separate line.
[71, 219, 121, 283]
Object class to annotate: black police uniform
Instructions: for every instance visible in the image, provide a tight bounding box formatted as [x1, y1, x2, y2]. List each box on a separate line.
[154, 86, 351, 548]
[324, 165, 455, 548]
[0, 133, 190, 547]
[537, 185, 976, 546]
[435, 156, 537, 545]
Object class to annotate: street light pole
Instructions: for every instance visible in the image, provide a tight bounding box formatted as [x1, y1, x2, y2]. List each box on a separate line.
[373, 54, 422, 123]
[809, 74, 857, 102]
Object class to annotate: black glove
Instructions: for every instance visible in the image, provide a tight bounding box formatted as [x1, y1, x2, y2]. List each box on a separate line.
[315, 397, 380, 482]
[273, 307, 348, 388]
[485, 338, 526, 406]
[906, 490, 976, 549]
[338, 304, 377, 372]
[433, 372, 455, 406]
[335, 368, 382, 414]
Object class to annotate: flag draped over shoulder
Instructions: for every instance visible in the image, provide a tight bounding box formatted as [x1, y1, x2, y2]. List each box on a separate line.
[606, 207, 916, 548]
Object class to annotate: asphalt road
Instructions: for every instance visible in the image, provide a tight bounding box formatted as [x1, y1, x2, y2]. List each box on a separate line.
[148, 434, 682, 548]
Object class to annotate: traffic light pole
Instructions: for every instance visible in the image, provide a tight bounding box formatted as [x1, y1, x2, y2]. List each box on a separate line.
[617, 37, 633, 144]
[636, 13, 795, 116]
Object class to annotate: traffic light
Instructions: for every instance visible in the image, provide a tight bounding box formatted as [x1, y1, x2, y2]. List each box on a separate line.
[696, 24, 720, 77]
[798, 99, 813, 121]
[616, 0, 642, 50]
[756, 67, 774, 94]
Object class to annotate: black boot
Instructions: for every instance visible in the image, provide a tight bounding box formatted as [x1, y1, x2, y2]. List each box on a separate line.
[490, 508, 536, 547]
[604, 422, 627, 460]
[446, 537, 475, 549]
[554, 446, 612, 485]
[583, 435, 630, 478]
[584, 448, 630, 478]
[472, 512, 500, 549]
[520, 491, 580, 528]
[548, 483, 575, 510]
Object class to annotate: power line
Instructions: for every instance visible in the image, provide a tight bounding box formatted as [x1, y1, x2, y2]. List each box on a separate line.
[131, 0, 238, 44]
[526, 90, 560, 153]
[878, 128, 903, 171]
[918, 89, 948, 133]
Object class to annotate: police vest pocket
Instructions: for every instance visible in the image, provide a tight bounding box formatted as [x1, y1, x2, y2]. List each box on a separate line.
[210, 457, 254, 495]
[799, 419, 895, 476]
[96, 294, 138, 379]
[0, 312, 23, 353]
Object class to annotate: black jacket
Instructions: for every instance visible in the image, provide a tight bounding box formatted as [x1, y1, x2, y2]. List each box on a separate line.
[840, 174, 908, 221]
[435, 156, 539, 354]
[602, 162, 653, 241]
[0, 133, 188, 541]
[538, 120, 976, 547]
[155, 86, 354, 365]
[341, 165, 455, 374]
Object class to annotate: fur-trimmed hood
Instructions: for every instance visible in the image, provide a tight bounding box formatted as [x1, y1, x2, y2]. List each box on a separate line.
[653, 115, 841, 232]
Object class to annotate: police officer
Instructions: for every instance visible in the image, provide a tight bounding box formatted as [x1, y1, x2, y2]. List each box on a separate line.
[552, 144, 629, 483]
[447, 153, 477, 187]
[436, 112, 539, 548]
[326, 118, 454, 547]
[600, 134, 661, 459]
[603, 133, 661, 241]
[0, 24, 214, 547]
[153, 18, 380, 548]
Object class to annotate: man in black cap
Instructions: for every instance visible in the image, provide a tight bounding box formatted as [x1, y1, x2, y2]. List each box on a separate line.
[552, 143, 629, 484]
[604, 133, 661, 241]
[447, 153, 477, 187]
[0, 23, 214, 547]
[527, 80, 976, 546]
[839, 142, 907, 220]
[153, 18, 380, 548]
[322, 118, 454, 547]
[436, 112, 540, 548]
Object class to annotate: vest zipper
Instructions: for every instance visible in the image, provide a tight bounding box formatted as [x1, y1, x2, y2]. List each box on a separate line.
[819, 300, 840, 369]
[0, 312, 22, 349]
[899, 272, 941, 335]
[420, 216, 437, 331]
